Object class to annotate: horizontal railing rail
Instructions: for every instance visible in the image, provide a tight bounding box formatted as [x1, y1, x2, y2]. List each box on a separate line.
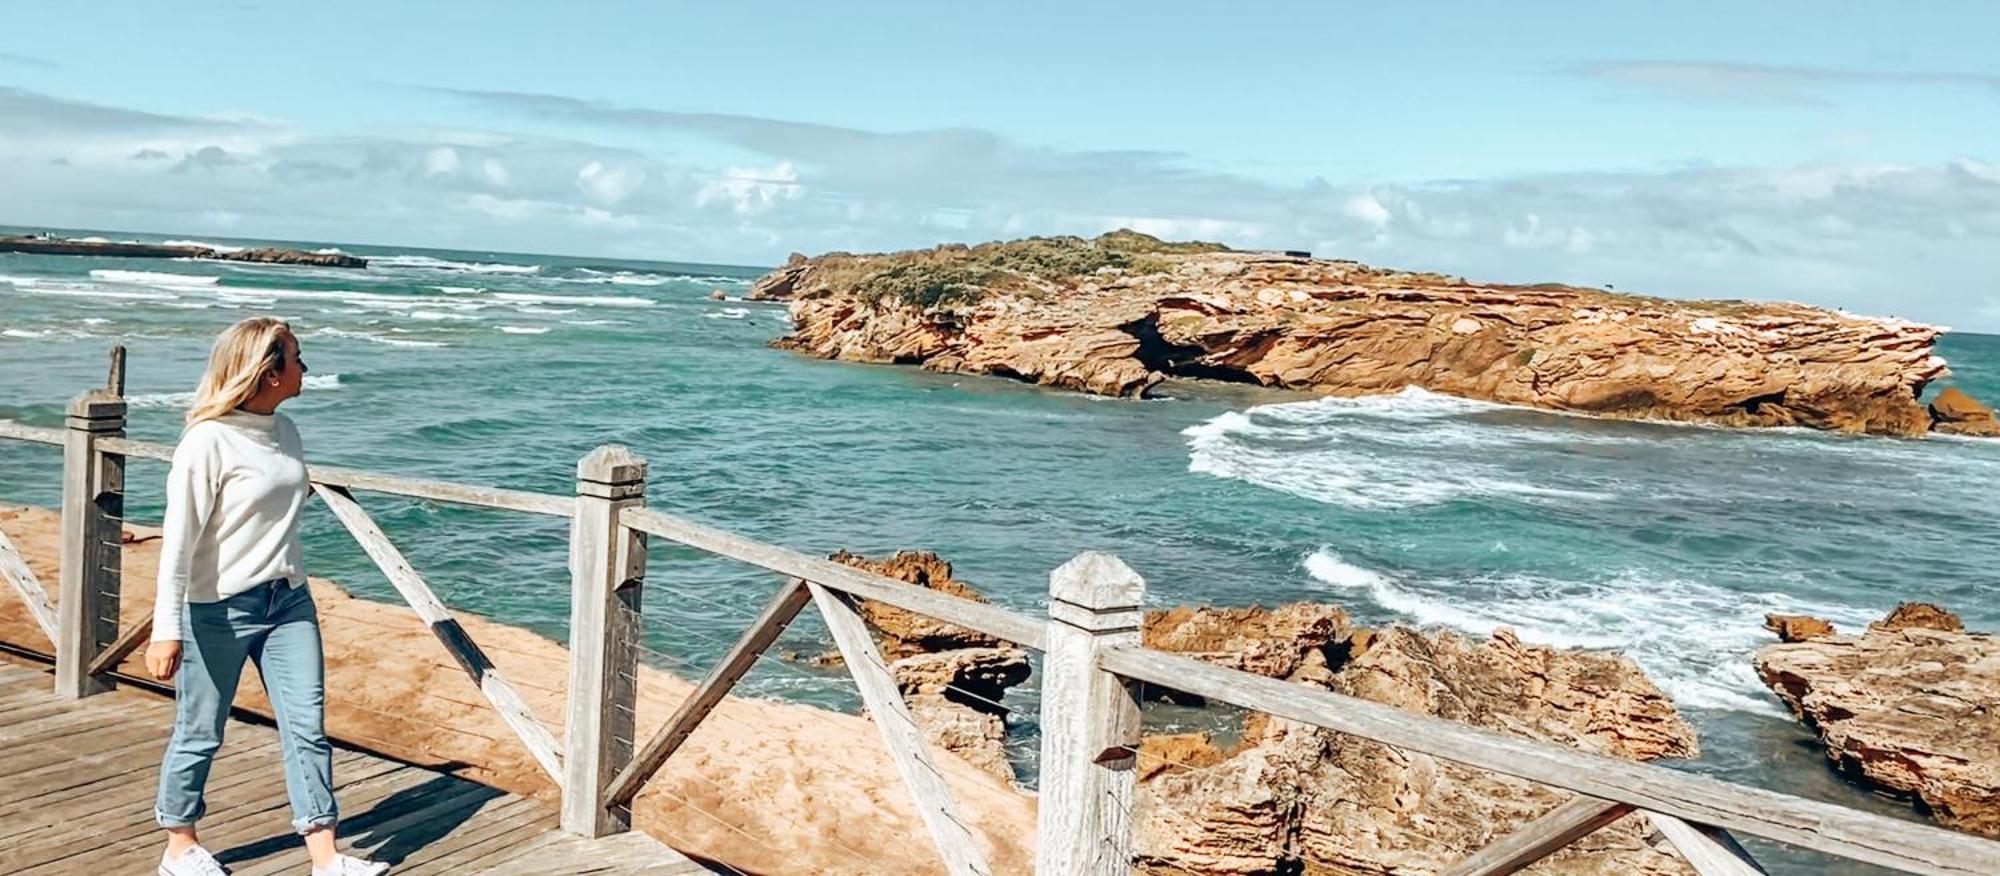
[620, 507, 1047, 650]
[5, 351, 1999, 876]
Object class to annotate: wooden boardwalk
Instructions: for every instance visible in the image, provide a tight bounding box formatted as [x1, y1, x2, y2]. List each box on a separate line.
[0, 658, 717, 875]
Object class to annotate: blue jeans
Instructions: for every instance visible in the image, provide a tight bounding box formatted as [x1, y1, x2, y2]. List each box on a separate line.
[156, 578, 338, 834]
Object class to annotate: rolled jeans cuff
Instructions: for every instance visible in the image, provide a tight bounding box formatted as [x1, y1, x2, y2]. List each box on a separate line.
[294, 812, 338, 834]
[156, 805, 202, 830]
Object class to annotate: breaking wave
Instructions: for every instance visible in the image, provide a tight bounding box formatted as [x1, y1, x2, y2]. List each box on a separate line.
[1184, 388, 1618, 510]
[88, 270, 221, 287]
[1302, 548, 1882, 715]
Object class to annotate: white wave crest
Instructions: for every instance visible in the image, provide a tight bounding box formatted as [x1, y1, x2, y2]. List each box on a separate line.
[497, 325, 550, 335]
[309, 327, 449, 348]
[561, 271, 672, 286]
[26, 285, 177, 301]
[703, 307, 750, 320]
[161, 239, 245, 253]
[1302, 548, 1883, 716]
[489, 291, 652, 308]
[370, 254, 541, 275]
[88, 269, 221, 287]
[1185, 388, 1617, 510]
[128, 373, 343, 408]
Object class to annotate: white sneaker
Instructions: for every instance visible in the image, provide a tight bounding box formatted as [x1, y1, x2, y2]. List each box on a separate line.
[160, 845, 230, 876]
[312, 854, 390, 876]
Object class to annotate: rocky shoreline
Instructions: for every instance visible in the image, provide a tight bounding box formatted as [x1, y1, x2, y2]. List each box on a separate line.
[818, 550, 1705, 875]
[751, 231, 1991, 437]
[1756, 604, 1999, 837]
[9, 506, 1993, 873]
[0, 234, 368, 268]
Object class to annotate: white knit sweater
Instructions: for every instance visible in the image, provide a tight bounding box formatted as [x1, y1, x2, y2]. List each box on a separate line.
[152, 409, 310, 642]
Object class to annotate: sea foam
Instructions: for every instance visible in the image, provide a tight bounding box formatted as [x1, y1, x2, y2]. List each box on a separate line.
[128, 373, 344, 408]
[371, 254, 541, 275]
[88, 269, 221, 287]
[1184, 388, 1616, 510]
[1302, 548, 1881, 716]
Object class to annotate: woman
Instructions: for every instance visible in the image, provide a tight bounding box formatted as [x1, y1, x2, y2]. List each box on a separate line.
[143, 318, 389, 876]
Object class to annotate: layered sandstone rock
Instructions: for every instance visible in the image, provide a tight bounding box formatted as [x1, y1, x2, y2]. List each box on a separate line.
[1755, 604, 2000, 836]
[1765, 613, 1837, 643]
[1930, 387, 2000, 437]
[828, 549, 1004, 658]
[753, 231, 1973, 436]
[822, 550, 1033, 780]
[1144, 602, 1356, 682]
[1134, 625, 1700, 875]
[893, 646, 1031, 782]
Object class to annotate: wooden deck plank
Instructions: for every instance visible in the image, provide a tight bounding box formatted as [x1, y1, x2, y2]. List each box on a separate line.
[390, 798, 552, 875]
[0, 738, 300, 848]
[13, 746, 372, 846]
[13, 755, 407, 875]
[203, 766, 443, 874]
[450, 825, 570, 874]
[0, 661, 712, 875]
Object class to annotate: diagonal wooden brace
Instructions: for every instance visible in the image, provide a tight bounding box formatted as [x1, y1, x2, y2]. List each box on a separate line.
[314, 483, 565, 785]
[604, 577, 811, 807]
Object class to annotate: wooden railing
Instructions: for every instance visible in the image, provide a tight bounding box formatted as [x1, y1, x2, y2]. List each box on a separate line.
[4, 370, 2000, 876]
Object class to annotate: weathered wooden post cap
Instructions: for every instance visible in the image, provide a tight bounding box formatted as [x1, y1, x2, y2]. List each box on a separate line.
[576, 445, 647, 498]
[1049, 551, 1144, 632]
[65, 388, 126, 427]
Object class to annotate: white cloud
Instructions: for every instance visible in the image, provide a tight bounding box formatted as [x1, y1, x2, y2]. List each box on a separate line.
[1579, 60, 2000, 105]
[695, 161, 801, 215]
[4, 86, 1999, 331]
[575, 160, 645, 205]
[1343, 193, 1391, 227]
[423, 146, 460, 176]
[481, 156, 511, 187]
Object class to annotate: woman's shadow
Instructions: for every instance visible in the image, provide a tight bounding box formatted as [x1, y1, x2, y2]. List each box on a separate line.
[215, 769, 502, 868]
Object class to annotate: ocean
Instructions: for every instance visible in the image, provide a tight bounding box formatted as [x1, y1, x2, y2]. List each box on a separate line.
[3, 225, 1995, 874]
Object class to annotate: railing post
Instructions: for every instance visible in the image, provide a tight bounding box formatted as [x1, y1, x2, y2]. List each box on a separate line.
[563, 444, 647, 837]
[1037, 552, 1144, 876]
[56, 389, 125, 699]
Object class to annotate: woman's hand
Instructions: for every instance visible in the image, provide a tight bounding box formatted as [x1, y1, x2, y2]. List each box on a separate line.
[146, 640, 182, 681]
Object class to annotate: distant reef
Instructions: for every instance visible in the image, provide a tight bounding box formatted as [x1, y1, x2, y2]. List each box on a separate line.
[751, 230, 1988, 437]
[0, 234, 367, 268]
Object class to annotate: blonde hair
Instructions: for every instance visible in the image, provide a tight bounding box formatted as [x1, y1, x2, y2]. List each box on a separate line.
[186, 317, 293, 425]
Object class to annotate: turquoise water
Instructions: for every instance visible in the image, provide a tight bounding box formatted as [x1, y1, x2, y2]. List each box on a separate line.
[4, 226, 1996, 873]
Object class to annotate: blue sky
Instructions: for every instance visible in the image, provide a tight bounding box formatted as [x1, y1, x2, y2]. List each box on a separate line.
[3, 1, 1998, 327]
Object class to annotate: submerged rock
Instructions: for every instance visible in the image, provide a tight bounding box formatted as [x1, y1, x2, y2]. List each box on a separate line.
[755, 231, 1966, 436]
[1755, 604, 2000, 837]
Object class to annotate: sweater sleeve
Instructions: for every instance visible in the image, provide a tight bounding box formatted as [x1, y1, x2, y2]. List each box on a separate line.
[152, 426, 220, 643]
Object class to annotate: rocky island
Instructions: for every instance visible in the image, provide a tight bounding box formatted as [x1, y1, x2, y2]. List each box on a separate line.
[752, 231, 1990, 437]
[0, 234, 368, 268]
